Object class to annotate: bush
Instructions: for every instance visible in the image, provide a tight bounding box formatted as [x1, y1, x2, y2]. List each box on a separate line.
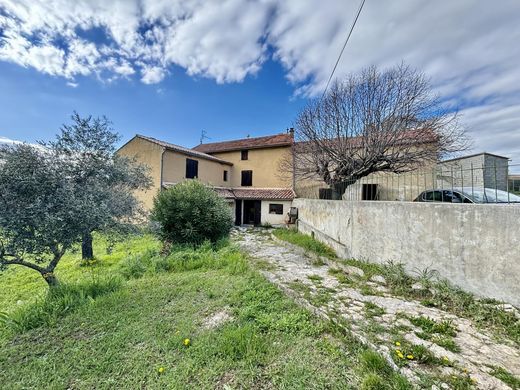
[151, 180, 233, 245]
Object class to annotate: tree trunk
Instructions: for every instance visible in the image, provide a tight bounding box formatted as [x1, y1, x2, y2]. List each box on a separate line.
[82, 232, 94, 260]
[42, 272, 59, 287]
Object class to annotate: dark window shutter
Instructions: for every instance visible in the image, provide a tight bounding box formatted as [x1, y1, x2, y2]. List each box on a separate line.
[241, 170, 252, 186]
[186, 158, 198, 179]
[223, 170, 228, 182]
[241, 150, 249, 160]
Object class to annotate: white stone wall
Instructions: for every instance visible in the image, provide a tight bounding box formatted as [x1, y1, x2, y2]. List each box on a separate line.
[294, 198, 520, 306]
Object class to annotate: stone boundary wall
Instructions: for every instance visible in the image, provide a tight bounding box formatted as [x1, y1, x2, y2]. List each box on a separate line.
[293, 199, 520, 306]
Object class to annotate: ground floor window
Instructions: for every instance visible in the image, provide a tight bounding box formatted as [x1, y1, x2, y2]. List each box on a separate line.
[269, 203, 283, 215]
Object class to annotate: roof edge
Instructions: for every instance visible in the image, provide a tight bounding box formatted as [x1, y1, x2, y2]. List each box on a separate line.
[124, 134, 234, 166]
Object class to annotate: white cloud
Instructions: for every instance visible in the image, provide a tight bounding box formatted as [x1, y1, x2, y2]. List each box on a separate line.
[141, 65, 165, 84]
[0, 0, 520, 161]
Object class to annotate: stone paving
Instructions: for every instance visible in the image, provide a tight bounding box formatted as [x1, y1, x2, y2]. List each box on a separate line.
[232, 228, 520, 390]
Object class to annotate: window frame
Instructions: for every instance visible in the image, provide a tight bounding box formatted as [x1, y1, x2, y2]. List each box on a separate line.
[185, 158, 199, 179]
[269, 203, 284, 215]
[241, 170, 253, 186]
[241, 150, 249, 160]
[223, 170, 228, 182]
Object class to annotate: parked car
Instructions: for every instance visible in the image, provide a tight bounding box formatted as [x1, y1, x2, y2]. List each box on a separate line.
[414, 188, 520, 203]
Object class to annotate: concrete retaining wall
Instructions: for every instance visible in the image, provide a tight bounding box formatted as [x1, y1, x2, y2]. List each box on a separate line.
[293, 199, 520, 306]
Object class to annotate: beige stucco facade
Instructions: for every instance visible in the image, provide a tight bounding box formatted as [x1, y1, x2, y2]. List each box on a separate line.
[117, 136, 233, 211]
[117, 136, 163, 210]
[162, 149, 230, 187]
[211, 146, 292, 188]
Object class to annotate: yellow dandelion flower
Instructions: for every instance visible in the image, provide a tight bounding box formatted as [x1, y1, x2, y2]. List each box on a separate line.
[406, 354, 414, 360]
[183, 338, 191, 346]
[395, 341, 401, 346]
[158, 367, 165, 374]
[397, 352, 404, 359]
[443, 356, 449, 361]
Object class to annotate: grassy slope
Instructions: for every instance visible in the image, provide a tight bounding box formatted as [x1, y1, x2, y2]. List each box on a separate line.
[0, 235, 411, 389]
[0, 235, 159, 311]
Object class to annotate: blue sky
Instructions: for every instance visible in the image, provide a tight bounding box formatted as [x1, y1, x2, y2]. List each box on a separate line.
[1, 0, 519, 166]
[0, 56, 304, 148]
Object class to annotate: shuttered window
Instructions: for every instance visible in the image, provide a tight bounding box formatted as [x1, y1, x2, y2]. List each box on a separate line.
[241, 170, 252, 186]
[223, 170, 228, 182]
[185, 158, 198, 179]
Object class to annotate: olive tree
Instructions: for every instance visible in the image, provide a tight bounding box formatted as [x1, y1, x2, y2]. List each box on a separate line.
[42, 113, 152, 260]
[0, 144, 82, 286]
[0, 113, 151, 286]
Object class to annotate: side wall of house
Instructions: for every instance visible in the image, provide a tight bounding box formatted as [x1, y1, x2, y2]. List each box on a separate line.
[162, 150, 230, 187]
[293, 198, 520, 306]
[260, 200, 292, 225]
[211, 146, 292, 188]
[117, 137, 163, 211]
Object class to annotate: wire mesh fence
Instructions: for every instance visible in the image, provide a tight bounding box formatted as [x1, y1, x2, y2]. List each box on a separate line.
[296, 162, 520, 204]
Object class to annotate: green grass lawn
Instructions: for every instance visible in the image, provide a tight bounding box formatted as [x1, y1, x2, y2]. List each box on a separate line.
[0, 234, 411, 389]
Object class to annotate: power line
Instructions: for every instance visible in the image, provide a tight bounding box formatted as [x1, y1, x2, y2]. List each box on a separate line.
[321, 0, 366, 100]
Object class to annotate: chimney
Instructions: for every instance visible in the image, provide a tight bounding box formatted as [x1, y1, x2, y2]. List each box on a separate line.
[288, 127, 294, 137]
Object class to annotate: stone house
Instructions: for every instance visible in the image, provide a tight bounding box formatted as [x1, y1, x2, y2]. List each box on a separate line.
[118, 132, 295, 226]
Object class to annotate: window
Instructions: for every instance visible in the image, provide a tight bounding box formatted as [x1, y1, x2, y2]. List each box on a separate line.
[241, 150, 249, 160]
[362, 184, 378, 200]
[241, 170, 252, 186]
[424, 190, 442, 202]
[185, 158, 198, 179]
[269, 203, 283, 215]
[319, 188, 332, 200]
[223, 170, 228, 182]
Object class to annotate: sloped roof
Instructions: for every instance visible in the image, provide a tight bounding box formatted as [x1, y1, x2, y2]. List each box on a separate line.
[193, 133, 293, 154]
[130, 135, 233, 165]
[213, 187, 295, 200]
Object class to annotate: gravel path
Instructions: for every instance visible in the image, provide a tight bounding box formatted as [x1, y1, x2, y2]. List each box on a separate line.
[233, 228, 520, 390]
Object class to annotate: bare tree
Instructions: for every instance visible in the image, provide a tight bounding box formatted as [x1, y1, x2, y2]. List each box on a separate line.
[289, 64, 469, 195]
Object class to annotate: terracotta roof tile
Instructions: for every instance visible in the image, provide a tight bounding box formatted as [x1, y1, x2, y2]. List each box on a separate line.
[213, 187, 295, 200]
[193, 133, 293, 154]
[161, 184, 294, 200]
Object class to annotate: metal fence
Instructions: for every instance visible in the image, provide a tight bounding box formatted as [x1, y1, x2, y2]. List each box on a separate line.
[296, 162, 520, 203]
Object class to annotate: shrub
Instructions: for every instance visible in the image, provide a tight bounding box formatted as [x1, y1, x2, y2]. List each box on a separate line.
[151, 180, 233, 245]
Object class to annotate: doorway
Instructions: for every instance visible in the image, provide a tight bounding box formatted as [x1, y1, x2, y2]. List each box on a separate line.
[243, 200, 261, 225]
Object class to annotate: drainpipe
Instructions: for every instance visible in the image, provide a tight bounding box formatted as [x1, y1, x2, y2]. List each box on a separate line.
[289, 127, 296, 191]
[160, 147, 166, 190]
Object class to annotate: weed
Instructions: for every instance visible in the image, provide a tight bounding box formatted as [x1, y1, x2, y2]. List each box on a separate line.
[119, 248, 159, 279]
[409, 316, 457, 337]
[490, 366, 520, 389]
[358, 350, 412, 390]
[307, 274, 323, 282]
[3, 276, 122, 333]
[311, 257, 326, 266]
[364, 302, 385, 318]
[272, 228, 336, 258]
